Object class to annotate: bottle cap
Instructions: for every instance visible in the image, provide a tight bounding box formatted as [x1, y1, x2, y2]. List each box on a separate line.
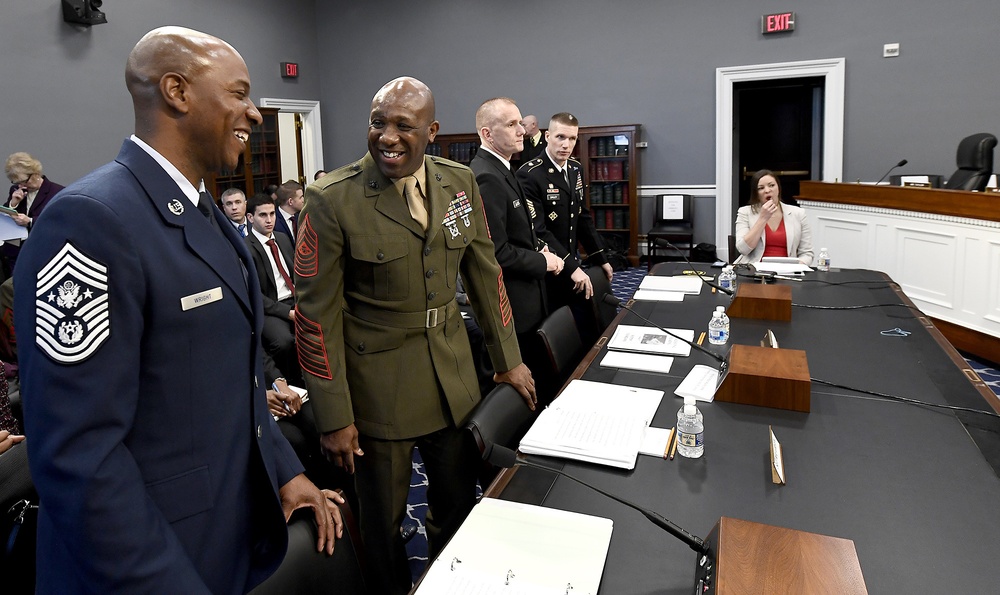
[716, 305, 725, 313]
[683, 396, 696, 406]
[821, 247, 828, 251]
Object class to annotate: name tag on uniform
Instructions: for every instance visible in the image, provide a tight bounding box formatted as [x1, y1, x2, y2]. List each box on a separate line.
[180, 287, 223, 311]
[546, 191, 560, 202]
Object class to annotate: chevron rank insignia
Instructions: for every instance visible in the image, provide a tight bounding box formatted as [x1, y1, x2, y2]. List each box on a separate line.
[35, 243, 111, 364]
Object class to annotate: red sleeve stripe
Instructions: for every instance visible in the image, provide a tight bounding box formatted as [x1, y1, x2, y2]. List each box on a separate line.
[497, 271, 512, 327]
[294, 307, 332, 380]
[294, 213, 319, 278]
[481, 201, 492, 239]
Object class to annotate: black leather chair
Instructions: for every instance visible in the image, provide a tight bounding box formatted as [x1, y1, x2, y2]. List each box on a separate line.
[0, 443, 35, 595]
[646, 194, 693, 270]
[463, 383, 538, 487]
[944, 133, 997, 192]
[250, 490, 368, 595]
[536, 306, 586, 402]
[584, 266, 617, 337]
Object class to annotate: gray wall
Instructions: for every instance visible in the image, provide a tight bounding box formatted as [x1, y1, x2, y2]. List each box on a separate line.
[315, 0, 1000, 185]
[0, 0, 319, 183]
[2, 1, 997, 189]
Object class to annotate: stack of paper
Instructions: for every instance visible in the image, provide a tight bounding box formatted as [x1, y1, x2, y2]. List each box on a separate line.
[519, 380, 664, 469]
[635, 274, 703, 297]
[607, 324, 693, 357]
[417, 498, 613, 594]
[674, 364, 721, 402]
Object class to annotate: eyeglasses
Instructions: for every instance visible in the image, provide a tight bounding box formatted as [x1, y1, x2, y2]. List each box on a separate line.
[9, 174, 34, 187]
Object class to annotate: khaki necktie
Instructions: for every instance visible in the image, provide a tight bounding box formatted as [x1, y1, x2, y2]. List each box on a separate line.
[404, 176, 428, 230]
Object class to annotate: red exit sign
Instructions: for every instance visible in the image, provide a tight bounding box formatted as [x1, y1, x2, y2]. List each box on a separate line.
[280, 62, 298, 78]
[761, 12, 796, 34]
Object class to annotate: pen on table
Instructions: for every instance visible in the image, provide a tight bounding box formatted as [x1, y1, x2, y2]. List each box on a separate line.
[668, 429, 678, 460]
[272, 382, 292, 415]
[663, 427, 676, 459]
[697, 331, 706, 346]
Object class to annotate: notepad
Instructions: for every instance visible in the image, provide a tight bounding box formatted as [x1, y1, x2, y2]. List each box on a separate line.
[638, 275, 703, 294]
[599, 350, 673, 374]
[417, 498, 613, 594]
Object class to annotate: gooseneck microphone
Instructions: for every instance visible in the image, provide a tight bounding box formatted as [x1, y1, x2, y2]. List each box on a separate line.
[601, 293, 727, 365]
[649, 237, 733, 295]
[488, 444, 709, 555]
[875, 159, 908, 185]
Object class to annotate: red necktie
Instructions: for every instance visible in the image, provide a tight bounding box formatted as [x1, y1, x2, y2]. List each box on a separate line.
[266, 238, 295, 295]
[290, 214, 298, 237]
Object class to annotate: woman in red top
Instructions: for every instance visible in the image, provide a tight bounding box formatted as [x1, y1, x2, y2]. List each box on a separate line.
[734, 169, 814, 265]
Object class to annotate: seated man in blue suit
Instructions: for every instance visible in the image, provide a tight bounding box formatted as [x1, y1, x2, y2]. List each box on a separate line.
[14, 26, 340, 594]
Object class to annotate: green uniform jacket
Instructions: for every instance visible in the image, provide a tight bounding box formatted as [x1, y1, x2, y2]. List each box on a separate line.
[294, 153, 522, 440]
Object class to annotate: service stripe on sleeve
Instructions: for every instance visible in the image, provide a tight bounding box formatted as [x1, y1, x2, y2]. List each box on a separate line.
[497, 271, 512, 327]
[294, 307, 332, 379]
[294, 213, 319, 278]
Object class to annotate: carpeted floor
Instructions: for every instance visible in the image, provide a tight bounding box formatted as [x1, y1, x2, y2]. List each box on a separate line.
[404, 263, 1000, 582]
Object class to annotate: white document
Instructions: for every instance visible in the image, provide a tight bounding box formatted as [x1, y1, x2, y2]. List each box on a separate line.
[639, 426, 673, 457]
[638, 275, 703, 294]
[600, 350, 673, 374]
[0, 214, 28, 242]
[518, 379, 664, 469]
[658, 194, 684, 220]
[753, 261, 812, 275]
[632, 289, 685, 302]
[674, 365, 721, 402]
[607, 324, 693, 357]
[417, 497, 613, 595]
[899, 175, 931, 185]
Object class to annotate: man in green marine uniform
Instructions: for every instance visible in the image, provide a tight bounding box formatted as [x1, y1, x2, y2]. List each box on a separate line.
[293, 76, 537, 594]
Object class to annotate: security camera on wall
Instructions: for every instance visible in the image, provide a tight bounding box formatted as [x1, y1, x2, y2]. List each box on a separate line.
[62, 0, 108, 26]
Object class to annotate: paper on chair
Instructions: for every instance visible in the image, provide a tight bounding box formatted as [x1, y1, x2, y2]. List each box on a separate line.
[600, 350, 673, 374]
[417, 497, 613, 594]
[638, 275, 703, 294]
[608, 324, 693, 357]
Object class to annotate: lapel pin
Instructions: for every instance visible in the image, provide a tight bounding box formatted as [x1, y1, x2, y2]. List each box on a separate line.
[435, 173, 442, 181]
[368, 180, 378, 189]
[167, 199, 184, 216]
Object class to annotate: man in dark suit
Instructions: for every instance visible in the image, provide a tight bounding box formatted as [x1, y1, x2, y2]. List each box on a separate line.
[470, 98, 563, 378]
[517, 112, 613, 342]
[3, 152, 65, 274]
[245, 192, 300, 384]
[220, 187, 250, 237]
[295, 77, 537, 595]
[273, 180, 303, 240]
[13, 26, 338, 594]
[519, 114, 546, 162]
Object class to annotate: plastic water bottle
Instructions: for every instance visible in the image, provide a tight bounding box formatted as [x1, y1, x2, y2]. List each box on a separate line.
[718, 265, 736, 292]
[817, 247, 831, 272]
[676, 396, 704, 458]
[708, 311, 726, 345]
[715, 306, 730, 344]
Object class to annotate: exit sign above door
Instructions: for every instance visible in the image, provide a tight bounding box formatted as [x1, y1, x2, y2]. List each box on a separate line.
[761, 12, 796, 34]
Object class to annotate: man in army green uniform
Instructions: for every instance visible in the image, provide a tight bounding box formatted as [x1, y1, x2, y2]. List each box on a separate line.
[294, 76, 537, 594]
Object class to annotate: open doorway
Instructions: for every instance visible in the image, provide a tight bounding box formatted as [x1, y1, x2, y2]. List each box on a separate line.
[734, 76, 824, 209]
[715, 58, 845, 260]
[259, 98, 325, 187]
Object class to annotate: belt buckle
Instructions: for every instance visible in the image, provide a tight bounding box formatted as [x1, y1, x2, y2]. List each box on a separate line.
[425, 307, 439, 328]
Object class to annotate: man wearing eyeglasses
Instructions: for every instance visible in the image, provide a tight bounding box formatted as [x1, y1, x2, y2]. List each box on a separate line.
[3, 152, 64, 273]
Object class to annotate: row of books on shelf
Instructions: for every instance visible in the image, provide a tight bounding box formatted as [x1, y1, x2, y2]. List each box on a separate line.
[590, 182, 630, 204]
[424, 142, 479, 162]
[589, 159, 629, 181]
[593, 207, 629, 230]
[589, 136, 629, 157]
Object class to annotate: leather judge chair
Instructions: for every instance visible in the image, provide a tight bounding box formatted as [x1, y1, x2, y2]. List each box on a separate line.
[646, 194, 693, 270]
[250, 490, 367, 595]
[585, 267, 618, 337]
[464, 383, 538, 488]
[943, 133, 997, 192]
[536, 306, 586, 403]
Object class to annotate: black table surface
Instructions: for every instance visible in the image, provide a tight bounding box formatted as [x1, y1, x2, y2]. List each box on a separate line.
[493, 265, 1000, 594]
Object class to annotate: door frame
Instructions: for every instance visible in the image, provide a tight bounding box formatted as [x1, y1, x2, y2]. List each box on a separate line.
[259, 98, 325, 183]
[714, 58, 845, 256]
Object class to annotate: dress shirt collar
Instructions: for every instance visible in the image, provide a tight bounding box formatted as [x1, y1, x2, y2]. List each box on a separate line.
[129, 134, 203, 206]
[544, 146, 569, 173]
[479, 145, 511, 171]
[391, 161, 428, 198]
[251, 227, 274, 246]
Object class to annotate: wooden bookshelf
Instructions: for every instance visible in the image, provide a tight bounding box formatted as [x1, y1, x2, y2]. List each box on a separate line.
[209, 107, 283, 199]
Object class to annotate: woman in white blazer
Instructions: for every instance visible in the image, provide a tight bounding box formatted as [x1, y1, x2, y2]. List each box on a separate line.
[734, 170, 814, 265]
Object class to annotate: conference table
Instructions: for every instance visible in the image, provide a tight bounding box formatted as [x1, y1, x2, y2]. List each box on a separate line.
[484, 264, 1000, 594]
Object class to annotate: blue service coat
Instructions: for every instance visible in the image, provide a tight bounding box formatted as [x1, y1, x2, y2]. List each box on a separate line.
[14, 140, 302, 594]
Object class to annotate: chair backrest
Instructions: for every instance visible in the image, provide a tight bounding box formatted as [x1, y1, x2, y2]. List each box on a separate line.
[727, 234, 738, 264]
[250, 491, 367, 595]
[536, 305, 586, 384]
[464, 383, 537, 463]
[653, 194, 692, 225]
[945, 133, 997, 192]
[585, 268, 618, 335]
